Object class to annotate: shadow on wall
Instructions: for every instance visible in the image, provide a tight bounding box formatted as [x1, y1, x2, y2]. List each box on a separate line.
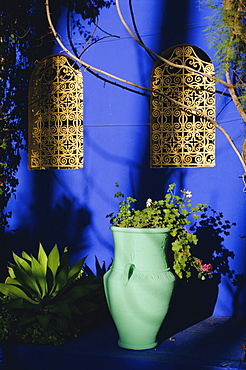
[0, 171, 91, 281]
[128, 0, 243, 339]
[158, 208, 238, 342]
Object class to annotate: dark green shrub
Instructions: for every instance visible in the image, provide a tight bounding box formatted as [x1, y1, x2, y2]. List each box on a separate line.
[0, 244, 107, 344]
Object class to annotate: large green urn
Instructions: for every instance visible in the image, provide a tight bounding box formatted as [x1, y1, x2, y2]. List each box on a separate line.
[103, 226, 176, 350]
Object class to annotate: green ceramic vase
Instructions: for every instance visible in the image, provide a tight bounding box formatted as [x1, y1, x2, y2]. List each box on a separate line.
[103, 226, 176, 350]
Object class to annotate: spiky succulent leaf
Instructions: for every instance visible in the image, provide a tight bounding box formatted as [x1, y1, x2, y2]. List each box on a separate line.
[60, 285, 95, 303]
[0, 283, 38, 304]
[36, 314, 52, 329]
[67, 258, 86, 284]
[59, 247, 70, 271]
[8, 263, 40, 296]
[53, 248, 70, 292]
[31, 256, 47, 298]
[50, 301, 73, 320]
[47, 244, 60, 277]
[37, 243, 48, 275]
[54, 267, 69, 294]
[46, 266, 55, 295]
[5, 277, 21, 286]
[12, 252, 32, 273]
[6, 298, 37, 310]
[0, 244, 91, 332]
[7, 267, 15, 279]
[21, 251, 32, 262]
[69, 301, 82, 315]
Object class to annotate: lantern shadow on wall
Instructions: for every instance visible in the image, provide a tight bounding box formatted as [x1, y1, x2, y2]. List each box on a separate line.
[158, 207, 238, 342]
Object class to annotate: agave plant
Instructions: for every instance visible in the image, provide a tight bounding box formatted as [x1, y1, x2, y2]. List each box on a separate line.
[0, 243, 95, 330]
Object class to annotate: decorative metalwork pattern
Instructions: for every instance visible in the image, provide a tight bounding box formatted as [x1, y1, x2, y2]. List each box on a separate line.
[150, 45, 215, 168]
[28, 54, 83, 169]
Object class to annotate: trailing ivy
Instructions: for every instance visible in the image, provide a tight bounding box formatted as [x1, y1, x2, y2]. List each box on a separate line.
[0, 8, 27, 231]
[107, 183, 208, 280]
[0, 1, 48, 231]
[0, 0, 114, 232]
[205, 0, 246, 110]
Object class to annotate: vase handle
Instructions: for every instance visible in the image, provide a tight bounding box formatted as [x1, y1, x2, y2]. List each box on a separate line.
[122, 263, 135, 286]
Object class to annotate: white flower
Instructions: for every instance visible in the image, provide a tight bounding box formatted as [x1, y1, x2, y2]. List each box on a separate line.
[146, 198, 152, 207]
[184, 190, 192, 198]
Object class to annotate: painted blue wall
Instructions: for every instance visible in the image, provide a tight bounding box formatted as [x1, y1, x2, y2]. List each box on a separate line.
[4, 0, 246, 318]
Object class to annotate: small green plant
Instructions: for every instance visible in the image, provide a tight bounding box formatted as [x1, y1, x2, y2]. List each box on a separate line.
[0, 295, 82, 345]
[107, 183, 210, 280]
[0, 243, 96, 331]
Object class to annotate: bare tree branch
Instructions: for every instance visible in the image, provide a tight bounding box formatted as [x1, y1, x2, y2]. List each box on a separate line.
[128, 0, 155, 61]
[115, 0, 232, 88]
[115, 0, 246, 175]
[225, 71, 246, 123]
[45, 0, 246, 175]
[45, 0, 151, 93]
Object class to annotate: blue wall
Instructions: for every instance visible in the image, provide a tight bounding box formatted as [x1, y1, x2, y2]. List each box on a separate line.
[4, 0, 246, 318]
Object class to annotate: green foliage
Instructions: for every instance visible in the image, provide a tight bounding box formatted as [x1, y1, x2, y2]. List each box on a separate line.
[0, 244, 100, 332]
[107, 183, 208, 280]
[0, 1, 41, 231]
[0, 272, 107, 345]
[191, 206, 237, 282]
[0, 0, 115, 231]
[0, 296, 81, 344]
[61, 0, 115, 22]
[205, 0, 246, 110]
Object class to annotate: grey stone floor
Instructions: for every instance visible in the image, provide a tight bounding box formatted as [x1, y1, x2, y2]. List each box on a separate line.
[1, 316, 246, 370]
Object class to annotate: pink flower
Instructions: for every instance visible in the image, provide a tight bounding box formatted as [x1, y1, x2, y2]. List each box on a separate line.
[200, 263, 213, 273]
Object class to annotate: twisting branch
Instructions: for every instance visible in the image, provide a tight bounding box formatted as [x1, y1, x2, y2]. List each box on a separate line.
[45, 0, 246, 175]
[115, 0, 246, 175]
[128, 0, 155, 61]
[158, 93, 246, 173]
[225, 71, 246, 123]
[66, 9, 136, 95]
[65, 8, 145, 96]
[115, 0, 232, 88]
[46, 0, 232, 90]
[79, 16, 98, 57]
[45, 0, 150, 93]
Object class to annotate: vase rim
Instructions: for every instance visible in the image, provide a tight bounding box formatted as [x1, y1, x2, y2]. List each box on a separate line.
[110, 226, 170, 233]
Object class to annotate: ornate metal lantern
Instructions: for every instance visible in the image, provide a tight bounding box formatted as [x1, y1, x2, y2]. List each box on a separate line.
[150, 44, 215, 168]
[28, 54, 83, 169]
